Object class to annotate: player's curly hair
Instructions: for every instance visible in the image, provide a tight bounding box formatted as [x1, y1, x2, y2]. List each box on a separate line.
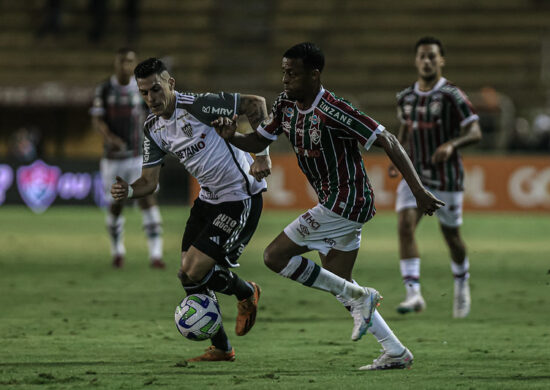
[283, 42, 325, 73]
[134, 57, 168, 79]
[415, 36, 445, 56]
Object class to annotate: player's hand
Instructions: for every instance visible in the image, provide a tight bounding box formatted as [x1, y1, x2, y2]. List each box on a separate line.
[413, 187, 445, 216]
[212, 115, 238, 139]
[250, 155, 272, 181]
[111, 176, 129, 201]
[431, 142, 454, 164]
[388, 164, 399, 178]
[106, 134, 126, 151]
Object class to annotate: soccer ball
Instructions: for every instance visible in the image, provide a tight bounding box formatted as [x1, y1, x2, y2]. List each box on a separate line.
[174, 294, 222, 341]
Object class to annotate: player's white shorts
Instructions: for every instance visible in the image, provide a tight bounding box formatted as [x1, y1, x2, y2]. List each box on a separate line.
[395, 179, 463, 227]
[100, 156, 142, 202]
[284, 203, 363, 255]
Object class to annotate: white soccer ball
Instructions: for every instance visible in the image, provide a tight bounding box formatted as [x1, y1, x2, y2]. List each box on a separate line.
[174, 294, 222, 341]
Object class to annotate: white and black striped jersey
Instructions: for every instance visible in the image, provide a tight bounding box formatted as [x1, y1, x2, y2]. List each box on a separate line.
[142, 91, 266, 204]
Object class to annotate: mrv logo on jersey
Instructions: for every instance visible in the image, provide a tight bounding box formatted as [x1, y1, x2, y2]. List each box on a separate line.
[202, 106, 234, 116]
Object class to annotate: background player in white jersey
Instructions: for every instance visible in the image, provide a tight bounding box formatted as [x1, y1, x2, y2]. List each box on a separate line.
[111, 58, 271, 362]
[213, 42, 444, 370]
[390, 37, 482, 318]
[90, 48, 164, 269]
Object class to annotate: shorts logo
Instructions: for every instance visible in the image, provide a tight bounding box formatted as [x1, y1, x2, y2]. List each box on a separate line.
[16, 160, 61, 213]
[302, 212, 320, 230]
[213, 213, 237, 234]
[297, 223, 310, 237]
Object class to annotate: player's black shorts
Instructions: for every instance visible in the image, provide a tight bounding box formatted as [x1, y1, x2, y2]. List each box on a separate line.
[181, 192, 263, 267]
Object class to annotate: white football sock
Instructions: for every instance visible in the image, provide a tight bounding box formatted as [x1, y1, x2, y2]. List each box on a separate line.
[451, 257, 470, 280]
[400, 257, 421, 295]
[278, 256, 364, 300]
[368, 310, 405, 356]
[106, 213, 125, 256]
[336, 280, 405, 356]
[142, 206, 163, 260]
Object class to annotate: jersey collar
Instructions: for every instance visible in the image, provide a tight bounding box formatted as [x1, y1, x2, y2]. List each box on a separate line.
[296, 86, 325, 114]
[413, 77, 446, 96]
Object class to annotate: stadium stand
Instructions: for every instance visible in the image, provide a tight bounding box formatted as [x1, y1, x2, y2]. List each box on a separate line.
[0, 0, 549, 156]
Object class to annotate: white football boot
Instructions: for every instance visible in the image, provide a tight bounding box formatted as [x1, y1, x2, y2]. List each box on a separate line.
[359, 348, 414, 370]
[453, 278, 471, 318]
[349, 287, 381, 341]
[396, 292, 426, 314]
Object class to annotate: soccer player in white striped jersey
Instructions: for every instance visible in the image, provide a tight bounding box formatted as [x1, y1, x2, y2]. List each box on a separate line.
[90, 48, 164, 269]
[213, 42, 445, 370]
[111, 58, 271, 362]
[391, 37, 482, 319]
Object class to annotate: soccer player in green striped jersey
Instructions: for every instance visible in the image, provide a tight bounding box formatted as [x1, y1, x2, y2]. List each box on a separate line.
[391, 37, 482, 318]
[214, 42, 444, 370]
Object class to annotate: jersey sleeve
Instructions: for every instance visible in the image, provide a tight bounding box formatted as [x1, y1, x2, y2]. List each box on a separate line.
[323, 97, 385, 151]
[257, 93, 285, 141]
[185, 92, 240, 125]
[89, 83, 106, 117]
[142, 131, 166, 167]
[448, 87, 479, 127]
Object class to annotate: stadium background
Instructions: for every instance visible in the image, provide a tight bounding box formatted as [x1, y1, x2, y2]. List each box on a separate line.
[1, 2, 550, 389]
[1, 0, 549, 212]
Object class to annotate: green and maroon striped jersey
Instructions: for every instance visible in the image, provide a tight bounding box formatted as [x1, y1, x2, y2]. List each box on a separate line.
[258, 87, 384, 223]
[396, 77, 478, 191]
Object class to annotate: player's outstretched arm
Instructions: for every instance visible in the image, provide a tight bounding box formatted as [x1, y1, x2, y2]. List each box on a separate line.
[111, 165, 161, 201]
[388, 123, 408, 178]
[212, 115, 272, 153]
[374, 131, 445, 215]
[239, 94, 268, 130]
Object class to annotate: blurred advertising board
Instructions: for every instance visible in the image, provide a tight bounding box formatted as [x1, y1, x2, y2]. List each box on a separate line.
[0, 158, 188, 213]
[189, 154, 550, 212]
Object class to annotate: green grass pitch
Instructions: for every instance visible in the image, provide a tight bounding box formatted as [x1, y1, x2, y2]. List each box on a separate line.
[0, 205, 549, 389]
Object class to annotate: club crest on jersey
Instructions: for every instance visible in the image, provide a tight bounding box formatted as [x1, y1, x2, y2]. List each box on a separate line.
[429, 101, 442, 116]
[283, 107, 294, 118]
[403, 104, 413, 116]
[309, 128, 321, 144]
[16, 160, 60, 213]
[181, 122, 193, 137]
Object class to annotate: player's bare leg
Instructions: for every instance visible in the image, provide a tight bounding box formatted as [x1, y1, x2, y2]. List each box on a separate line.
[106, 201, 125, 268]
[396, 208, 426, 314]
[138, 195, 165, 269]
[440, 224, 470, 318]
[264, 233, 380, 341]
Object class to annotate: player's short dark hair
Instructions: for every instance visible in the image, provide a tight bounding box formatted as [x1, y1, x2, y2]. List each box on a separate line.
[415, 36, 445, 56]
[283, 42, 325, 73]
[116, 47, 135, 56]
[134, 57, 168, 79]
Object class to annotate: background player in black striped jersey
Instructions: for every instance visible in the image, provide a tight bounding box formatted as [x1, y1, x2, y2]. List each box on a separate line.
[90, 48, 164, 269]
[111, 58, 271, 362]
[214, 42, 445, 370]
[390, 37, 482, 318]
